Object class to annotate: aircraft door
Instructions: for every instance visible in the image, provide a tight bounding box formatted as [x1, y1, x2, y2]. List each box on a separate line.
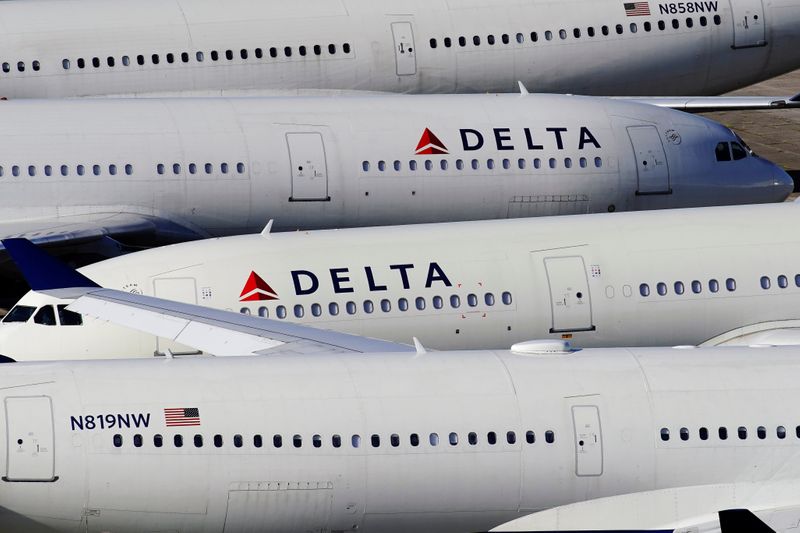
[153, 277, 201, 355]
[287, 132, 330, 201]
[4, 396, 56, 482]
[571, 405, 603, 476]
[628, 126, 671, 195]
[543, 256, 595, 333]
[391, 22, 417, 76]
[729, 0, 766, 48]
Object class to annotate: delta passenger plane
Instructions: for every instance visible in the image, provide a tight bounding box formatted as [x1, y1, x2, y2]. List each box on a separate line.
[0, 93, 786, 277]
[0, 0, 797, 98]
[5, 201, 800, 361]
[0, 249, 798, 533]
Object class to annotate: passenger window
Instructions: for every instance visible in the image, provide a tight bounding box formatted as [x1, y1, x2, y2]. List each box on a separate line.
[674, 281, 684, 295]
[469, 432, 478, 445]
[548, 158, 556, 169]
[409, 160, 417, 171]
[398, 298, 408, 311]
[700, 16, 708, 26]
[157, 163, 165, 175]
[90, 58, 98, 68]
[380, 299, 391, 312]
[109, 164, 117, 176]
[573, 28, 581, 38]
[525, 430, 535, 444]
[726, 278, 736, 291]
[57, 305, 83, 326]
[332, 434, 341, 448]
[699, 427, 708, 440]
[450, 295, 461, 308]
[258, 307, 268, 318]
[487, 34, 495, 45]
[471, 159, 479, 170]
[152, 54, 160, 65]
[588, 26, 596, 37]
[415, 297, 425, 310]
[33, 305, 56, 326]
[630, 23, 637, 33]
[757, 426, 766, 440]
[594, 157, 603, 168]
[615, 24, 623, 34]
[779, 275, 788, 288]
[433, 296, 443, 309]
[530, 31, 538, 42]
[644, 21, 652, 31]
[273, 434, 282, 448]
[449, 432, 458, 445]
[660, 428, 670, 441]
[658, 20, 666, 30]
[656, 282, 667, 296]
[28, 165, 36, 177]
[369, 434, 380, 447]
[311, 303, 322, 317]
[125, 164, 133, 175]
[456, 159, 464, 170]
[351, 434, 361, 448]
[761, 276, 771, 290]
[276, 305, 287, 318]
[680, 427, 689, 441]
[166, 53, 175, 63]
[473, 35, 480, 46]
[686, 17, 694, 28]
[173, 163, 181, 175]
[639, 283, 650, 297]
[534, 158, 542, 169]
[394, 160, 401, 171]
[602, 25, 609, 35]
[154, 434, 163, 447]
[545, 30, 553, 41]
[467, 294, 478, 307]
[715, 142, 731, 162]
[487, 431, 497, 445]
[502, 292, 512, 305]
[205, 163, 213, 174]
[444, 37, 452, 47]
[122, 56, 130, 66]
[62, 58, 70, 70]
[738, 427, 747, 440]
[294, 435, 304, 449]
[60, 165, 69, 176]
[363, 300, 374, 314]
[188, 163, 197, 174]
[113, 434, 122, 447]
[518, 158, 526, 169]
[410, 433, 419, 446]
[312, 434, 321, 448]
[692, 280, 702, 294]
[221, 163, 229, 174]
[672, 18, 680, 29]
[425, 160, 433, 171]
[214, 434, 223, 448]
[731, 142, 747, 160]
[240, 49, 248, 60]
[391, 434, 400, 447]
[174, 434, 183, 447]
[346, 301, 357, 315]
[343, 43, 352, 54]
[328, 302, 339, 316]
[506, 431, 516, 444]
[718, 427, 728, 440]
[44, 165, 52, 176]
[545, 430, 555, 443]
[294, 304, 304, 318]
[430, 38, 437, 48]
[777, 426, 786, 439]
[92, 164, 100, 176]
[485, 293, 495, 306]
[796, 274, 800, 287]
[196, 51, 204, 62]
[194, 434, 203, 447]
[440, 160, 448, 171]
[709, 279, 719, 293]
[328, 44, 336, 54]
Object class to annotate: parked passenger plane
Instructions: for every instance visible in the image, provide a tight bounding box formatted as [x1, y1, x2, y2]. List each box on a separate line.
[0, 94, 787, 274]
[4, 201, 800, 361]
[0, 0, 798, 97]
[0, 252, 797, 533]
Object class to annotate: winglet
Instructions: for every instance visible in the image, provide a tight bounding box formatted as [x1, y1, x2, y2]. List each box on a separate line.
[791, 92, 800, 103]
[719, 509, 775, 533]
[2, 238, 100, 291]
[518, 81, 529, 95]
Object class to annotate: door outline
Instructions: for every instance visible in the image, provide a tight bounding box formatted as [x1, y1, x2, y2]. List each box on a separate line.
[4, 396, 58, 483]
[729, 0, 767, 49]
[628, 125, 671, 196]
[542, 255, 596, 333]
[287, 132, 331, 202]
[391, 21, 417, 76]
[571, 404, 603, 477]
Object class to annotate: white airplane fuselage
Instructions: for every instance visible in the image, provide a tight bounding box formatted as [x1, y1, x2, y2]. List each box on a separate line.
[0, 95, 788, 242]
[4, 202, 800, 360]
[0, 346, 798, 532]
[0, 0, 798, 97]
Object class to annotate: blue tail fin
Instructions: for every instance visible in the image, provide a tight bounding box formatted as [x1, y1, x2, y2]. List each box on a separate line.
[2, 238, 100, 291]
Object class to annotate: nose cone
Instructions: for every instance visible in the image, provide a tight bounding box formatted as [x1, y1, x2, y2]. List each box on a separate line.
[768, 162, 794, 201]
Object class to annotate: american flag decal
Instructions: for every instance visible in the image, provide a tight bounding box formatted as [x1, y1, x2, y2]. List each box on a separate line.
[624, 2, 651, 15]
[164, 407, 201, 427]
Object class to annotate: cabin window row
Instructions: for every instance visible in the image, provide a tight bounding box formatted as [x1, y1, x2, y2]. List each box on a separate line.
[428, 16, 722, 49]
[0, 163, 134, 178]
[760, 275, 800, 290]
[639, 278, 736, 297]
[362, 157, 603, 173]
[0, 60, 40, 74]
[660, 424, 798, 442]
[156, 162, 246, 176]
[61, 43, 353, 70]
[241, 292, 514, 319]
[113, 428, 556, 449]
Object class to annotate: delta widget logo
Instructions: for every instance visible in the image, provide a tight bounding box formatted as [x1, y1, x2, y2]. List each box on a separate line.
[415, 128, 448, 155]
[239, 271, 279, 302]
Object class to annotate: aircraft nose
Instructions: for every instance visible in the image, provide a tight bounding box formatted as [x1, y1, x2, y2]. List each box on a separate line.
[771, 164, 795, 200]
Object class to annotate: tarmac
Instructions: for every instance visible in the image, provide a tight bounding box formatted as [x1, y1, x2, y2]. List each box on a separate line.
[700, 68, 800, 184]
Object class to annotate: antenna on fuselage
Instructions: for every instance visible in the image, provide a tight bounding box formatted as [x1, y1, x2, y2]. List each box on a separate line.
[517, 81, 529, 95]
[260, 219, 274, 237]
[412, 337, 426, 356]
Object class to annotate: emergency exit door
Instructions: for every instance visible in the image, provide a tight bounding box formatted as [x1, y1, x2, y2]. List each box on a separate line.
[628, 126, 671, 195]
[153, 277, 200, 355]
[391, 22, 417, 76]
[571, 405, 603, 476]
[543, 256, 595, 333]
[730, 0, 766, 48]
[5, 396, 56, 482]
[287, 132, 330, 201]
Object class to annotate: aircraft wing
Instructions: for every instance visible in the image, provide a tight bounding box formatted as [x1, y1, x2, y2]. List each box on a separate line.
[2, 238, 414, 357]
[619, 93, 800, 112]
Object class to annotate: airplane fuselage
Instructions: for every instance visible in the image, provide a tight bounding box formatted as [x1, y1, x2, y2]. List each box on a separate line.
[0, 347, 797, 532]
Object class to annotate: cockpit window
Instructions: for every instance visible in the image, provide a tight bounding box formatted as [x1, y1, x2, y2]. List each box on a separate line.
[715, 142, 731, 162]
[33, 305, 56, 326]
[734, 133, 756, 156]
[2, 305, 36, 323]
[731, 142, 748, 161]
[57, 305, 83, 326]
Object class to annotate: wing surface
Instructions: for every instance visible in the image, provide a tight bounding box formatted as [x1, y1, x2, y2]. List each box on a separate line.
[619, 93, 800, 112]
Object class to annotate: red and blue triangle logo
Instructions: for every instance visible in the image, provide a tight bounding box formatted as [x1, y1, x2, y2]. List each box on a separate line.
[415, 128, 449, 155]
[239, 271, 279, 302]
